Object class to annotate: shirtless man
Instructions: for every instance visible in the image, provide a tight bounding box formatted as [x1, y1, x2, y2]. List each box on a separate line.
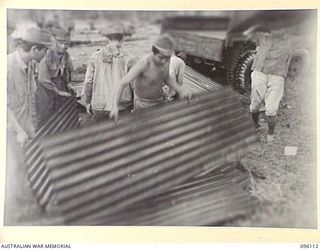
[110, 34, 190, 121]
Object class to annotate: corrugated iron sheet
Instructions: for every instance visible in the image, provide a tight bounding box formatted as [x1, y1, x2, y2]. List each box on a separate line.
[24, 97, 80, 209]
[69, 66, 222, 101]
[183, 65, 222, 94]
[80, 162, 259, 226]
[37, 87, 258, 224]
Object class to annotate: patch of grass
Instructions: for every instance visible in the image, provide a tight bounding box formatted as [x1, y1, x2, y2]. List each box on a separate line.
[226, 73, 317, 228]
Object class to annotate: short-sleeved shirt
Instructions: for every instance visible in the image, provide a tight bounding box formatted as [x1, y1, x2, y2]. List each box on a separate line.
[82, 44, 137, 111]
[169, 55, 185, 86]
[252, 33, 301, 77]
[7, 51, 37, 136]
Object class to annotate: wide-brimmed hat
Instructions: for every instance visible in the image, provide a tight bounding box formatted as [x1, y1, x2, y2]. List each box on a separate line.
[21, 28, 52, 47]
[153, 33, 175, 57]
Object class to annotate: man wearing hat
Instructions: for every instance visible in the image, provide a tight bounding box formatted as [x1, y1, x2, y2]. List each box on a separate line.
[110, 33, 190, 121]
[7, 27, 51, 145]
[82, 25, 137, 124]
[6, 28, 52, 225]
[35, 27, 74, 130]
[244, 25, 308, 143]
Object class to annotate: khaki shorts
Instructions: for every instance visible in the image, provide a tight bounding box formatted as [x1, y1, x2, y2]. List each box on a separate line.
[249, 70, 284, 116]
[133, 93, 164, 110]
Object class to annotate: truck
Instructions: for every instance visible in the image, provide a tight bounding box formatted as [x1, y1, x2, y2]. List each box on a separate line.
[161, 10, 315, 96]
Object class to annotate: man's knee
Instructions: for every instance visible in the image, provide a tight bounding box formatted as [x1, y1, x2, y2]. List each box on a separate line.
[265, 110, 278, 117]
[249, 106, 260, 114]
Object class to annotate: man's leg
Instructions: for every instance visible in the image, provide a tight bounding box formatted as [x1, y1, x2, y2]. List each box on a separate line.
[249, 71, 267, 129]
[35, 86, 55, 131]
[265, 74, 285, 141]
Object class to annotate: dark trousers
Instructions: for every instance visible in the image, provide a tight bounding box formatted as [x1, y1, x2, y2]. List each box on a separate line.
[35, 85, 69, 131]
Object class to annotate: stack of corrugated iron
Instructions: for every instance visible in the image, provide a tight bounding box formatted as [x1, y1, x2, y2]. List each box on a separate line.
[25, 82, 259, 225]
[24, 97, 81, 209]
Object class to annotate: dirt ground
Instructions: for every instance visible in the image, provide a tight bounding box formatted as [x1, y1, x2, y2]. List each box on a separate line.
[67, 22, 317, 228]
[227, 74, 317, 228]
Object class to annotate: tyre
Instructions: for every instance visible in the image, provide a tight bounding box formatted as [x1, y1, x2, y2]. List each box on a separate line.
[225, 42, 256, 90]
[234, 48, 256, 96]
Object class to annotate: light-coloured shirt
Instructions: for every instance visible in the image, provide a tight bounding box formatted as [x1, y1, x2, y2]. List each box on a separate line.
[82, 44, 136, 111]
[7, 51, 37, 136]
[169, 55, 185, 86]
[252, 32, 302, 77]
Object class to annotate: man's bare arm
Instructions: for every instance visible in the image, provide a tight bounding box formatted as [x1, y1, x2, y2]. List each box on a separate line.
[110, 59, 146, 121]
[82, 54, 96, 115]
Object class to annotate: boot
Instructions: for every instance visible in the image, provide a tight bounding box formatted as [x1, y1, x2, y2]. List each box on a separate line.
[251, 112, 260, 130]
[266, 115, 276, 142]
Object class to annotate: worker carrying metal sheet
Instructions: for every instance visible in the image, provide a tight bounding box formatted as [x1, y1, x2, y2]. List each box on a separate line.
[81, 25, 137, 124]
[35, 28, 74, 131]
[110, 33, 191, 121]
[244, 25, 310, 143]
[7, 28, 51, 145]
[6, 28, 52, 225]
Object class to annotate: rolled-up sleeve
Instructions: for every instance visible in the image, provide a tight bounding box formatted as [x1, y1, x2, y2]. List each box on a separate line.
[38, 58, 56, 91]
[82, 55, 95, 104]
[67, 55, 74, 82]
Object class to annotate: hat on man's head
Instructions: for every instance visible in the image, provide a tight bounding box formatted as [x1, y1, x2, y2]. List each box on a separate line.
[153, 33, 175, 57]
[51, 27, 71, 42]
[21, 28, 52, 47]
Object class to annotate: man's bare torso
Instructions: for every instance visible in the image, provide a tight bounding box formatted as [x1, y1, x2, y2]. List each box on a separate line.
[134, 54, 169, 100]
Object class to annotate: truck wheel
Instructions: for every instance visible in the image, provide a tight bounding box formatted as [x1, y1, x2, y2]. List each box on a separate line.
[225, 42, 256, 89]
[234, 48, 256, 96]
[225, 43, 244, 86]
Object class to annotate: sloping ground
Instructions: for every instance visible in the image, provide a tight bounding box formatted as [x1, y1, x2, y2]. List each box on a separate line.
[36, 88, 259, 225]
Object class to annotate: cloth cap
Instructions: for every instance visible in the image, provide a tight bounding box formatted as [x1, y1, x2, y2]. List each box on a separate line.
[21, 28, 52, 47]
[51, 28, 71, 42]
[153, 33, 175, 57]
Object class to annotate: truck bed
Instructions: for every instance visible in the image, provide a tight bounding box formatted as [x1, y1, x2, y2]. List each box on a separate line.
[171, 30, 227, 40]
[165, 29, 226, 62]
